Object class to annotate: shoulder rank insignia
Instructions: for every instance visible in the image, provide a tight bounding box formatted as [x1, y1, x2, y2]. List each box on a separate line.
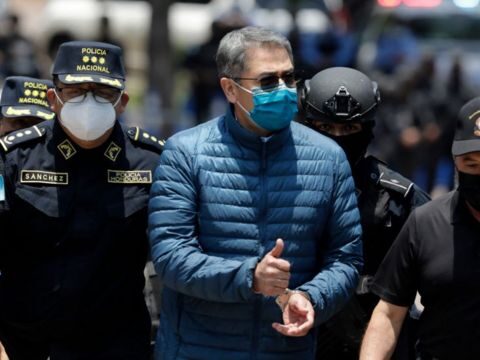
[377, 163, 413, 198]
[126, 126, 164, 153]
[0, 125, 47, 152]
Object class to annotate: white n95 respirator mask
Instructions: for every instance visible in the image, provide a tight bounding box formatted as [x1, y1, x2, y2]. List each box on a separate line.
[59, 92, 118, 141]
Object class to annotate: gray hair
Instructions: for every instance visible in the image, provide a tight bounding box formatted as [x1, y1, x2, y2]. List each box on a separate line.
[216, 26, 293, 78]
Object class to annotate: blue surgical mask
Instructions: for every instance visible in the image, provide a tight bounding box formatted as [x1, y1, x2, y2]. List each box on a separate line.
[235, 82, 298, 132]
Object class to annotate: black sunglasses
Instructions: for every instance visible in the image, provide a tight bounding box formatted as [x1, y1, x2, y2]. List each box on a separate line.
[233, 70, 300, 90]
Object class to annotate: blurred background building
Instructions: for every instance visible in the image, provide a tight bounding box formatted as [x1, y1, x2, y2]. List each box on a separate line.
[1, 0, 480, 197]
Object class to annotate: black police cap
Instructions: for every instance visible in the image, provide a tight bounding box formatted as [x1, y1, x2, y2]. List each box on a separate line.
[0, 76, 55, 121]
[52, 41, 125, 90]
[452, 97, 480, 156]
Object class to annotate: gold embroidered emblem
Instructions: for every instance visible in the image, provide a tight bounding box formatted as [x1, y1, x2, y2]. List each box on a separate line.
[107, 170, 152, 184]
[65, 74, 94, 83]
[76, 63, 110, 74]
[82, 47, 107, 56]
[6, 107, 31, 116]
[104, 142, 122, 162]
[36, 111, 55, 120]
[57, 139, 77, 160]
[99, 78, 121, 88]
[21, 170, 68, 185]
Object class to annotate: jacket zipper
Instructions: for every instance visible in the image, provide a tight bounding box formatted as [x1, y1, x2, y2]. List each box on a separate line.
[252, 141, 268, 359]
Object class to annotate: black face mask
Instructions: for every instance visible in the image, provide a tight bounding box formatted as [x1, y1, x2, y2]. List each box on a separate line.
[458, 171, 480, 211]
[323, 128, 374, 167]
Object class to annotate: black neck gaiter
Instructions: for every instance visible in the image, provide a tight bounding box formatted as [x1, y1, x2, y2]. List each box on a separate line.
[458, 171, 480, 211]
[323, 128, 374, 167]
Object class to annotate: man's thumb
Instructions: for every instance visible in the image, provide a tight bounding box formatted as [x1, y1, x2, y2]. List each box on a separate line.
[270, 238, 284, 258]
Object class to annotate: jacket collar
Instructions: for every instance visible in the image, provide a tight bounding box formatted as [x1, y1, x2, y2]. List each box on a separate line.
[224, 105, 292, 152]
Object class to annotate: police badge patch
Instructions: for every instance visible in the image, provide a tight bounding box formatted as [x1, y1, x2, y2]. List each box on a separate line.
[107, 170, 152, 184]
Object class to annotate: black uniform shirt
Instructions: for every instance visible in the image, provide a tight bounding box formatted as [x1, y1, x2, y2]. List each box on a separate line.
[0, 120, 162, 338]
[354, 156, 430, 276]
[371, 190, 480, 359]
[316, 156, 430, 359]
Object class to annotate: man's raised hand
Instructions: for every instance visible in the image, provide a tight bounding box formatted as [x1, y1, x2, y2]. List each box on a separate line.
[253, 238, 291, 297]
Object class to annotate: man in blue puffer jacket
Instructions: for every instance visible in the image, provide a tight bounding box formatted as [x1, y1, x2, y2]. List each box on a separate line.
[148, 26, 363, 360]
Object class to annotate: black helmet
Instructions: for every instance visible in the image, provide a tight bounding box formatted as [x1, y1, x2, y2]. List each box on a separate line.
[299, 67, 380, 124]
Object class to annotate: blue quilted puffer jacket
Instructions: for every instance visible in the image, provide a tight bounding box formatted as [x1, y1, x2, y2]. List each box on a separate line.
[148, 109, 363, 360]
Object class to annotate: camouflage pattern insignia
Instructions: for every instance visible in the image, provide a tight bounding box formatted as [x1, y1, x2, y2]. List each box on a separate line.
[0, 124, 46, 152]
[126, 126, 164, 153]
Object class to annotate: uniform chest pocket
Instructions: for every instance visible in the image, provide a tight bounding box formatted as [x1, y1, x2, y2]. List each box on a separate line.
[15, 184, 74, 218]
[8, 184, 74, 253]
[105, 185, 150, 219]
[102, 187, 150, 251]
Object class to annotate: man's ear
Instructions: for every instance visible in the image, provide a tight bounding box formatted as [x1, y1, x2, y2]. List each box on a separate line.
[47, 88, 61, 113]
[220, 77, 238, 104]
[116, 91, 129, 115]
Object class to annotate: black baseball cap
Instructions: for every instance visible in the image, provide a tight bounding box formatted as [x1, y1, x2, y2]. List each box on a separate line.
[452, 97, 480, 156]
[52, 41, 125, 90]
[0, 76, 55, 121]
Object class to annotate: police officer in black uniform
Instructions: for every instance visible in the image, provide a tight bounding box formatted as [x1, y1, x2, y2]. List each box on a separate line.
[361, 97, 480, 359]
[298, 67, 430, 359]
[0, 76, 55, 136]
[0, 41, 163, 359]
[0, 76, 55, 208]
[0, 76, 56, 359]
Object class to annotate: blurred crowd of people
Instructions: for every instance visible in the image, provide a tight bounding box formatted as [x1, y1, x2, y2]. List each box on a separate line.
[1, 2, 480, 359]
[0, 13, 42, 80]
[179, 2, 474, 198]
[0, 2, 475, 199]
